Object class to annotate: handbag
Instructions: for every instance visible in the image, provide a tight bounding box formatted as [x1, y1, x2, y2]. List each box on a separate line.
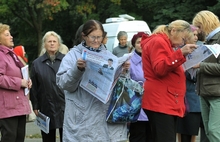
[27, 100, 36, 122]
[106, 76, 144, 123]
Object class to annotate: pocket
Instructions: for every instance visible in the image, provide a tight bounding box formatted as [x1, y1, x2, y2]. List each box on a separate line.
[66, 98, 85, 125]
[3, 91, 21, 109]
[167, 87, 185, 105]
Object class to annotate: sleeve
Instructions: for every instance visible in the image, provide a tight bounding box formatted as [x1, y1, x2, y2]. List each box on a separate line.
[199, 62, 220, 76]
[148, 39, 186, 77]
[30, 61, 39, 110]
[0, 53, 22, 91]
[56, 50, 85, 93]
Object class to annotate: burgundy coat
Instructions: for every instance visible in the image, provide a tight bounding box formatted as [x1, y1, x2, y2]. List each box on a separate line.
[141, 33, 186, 117]
[0, 45, 30, 119]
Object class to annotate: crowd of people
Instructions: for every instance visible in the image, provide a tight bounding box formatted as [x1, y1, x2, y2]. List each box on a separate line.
[0, 10, 220, 142]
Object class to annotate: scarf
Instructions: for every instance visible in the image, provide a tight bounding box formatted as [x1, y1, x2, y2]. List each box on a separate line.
[8, 49, 24, 68]
[206, 27, 220, 42]
[82, 41, 102, 52]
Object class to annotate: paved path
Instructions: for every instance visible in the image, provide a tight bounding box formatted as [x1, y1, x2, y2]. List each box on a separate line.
[25, 121, 60, 142]
[1, 122, 201, 142]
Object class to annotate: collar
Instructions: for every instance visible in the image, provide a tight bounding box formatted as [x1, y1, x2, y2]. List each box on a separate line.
[82, 41, 102, 52]
[41, 51, 63, 62]
[131, 51, 142, 65]
[0, 45, 12, 54]
[118, 44, 127, 49]
[206, 27, 220, 41]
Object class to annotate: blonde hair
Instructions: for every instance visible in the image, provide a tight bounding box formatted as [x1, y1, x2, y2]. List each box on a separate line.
[42, 31, 62, 49]
[0, 23, 10, 35]
[39, 43, 69, 56]
[39, 31, 64, 56]
[153, 20, 191, 38]
[192, 10, 220, 35]
[186, 32, 195, 44]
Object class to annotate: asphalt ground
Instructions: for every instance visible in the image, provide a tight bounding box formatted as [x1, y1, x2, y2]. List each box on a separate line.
[0, 121, 201, 142]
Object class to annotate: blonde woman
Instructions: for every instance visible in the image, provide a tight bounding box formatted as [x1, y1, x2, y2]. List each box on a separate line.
[192, 10, 220, 142]
[141, 20, 197, 142]
[30, 31, 65, 142]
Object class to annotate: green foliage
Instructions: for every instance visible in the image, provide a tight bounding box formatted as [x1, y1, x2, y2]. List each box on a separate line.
[1, 0, 220, 65]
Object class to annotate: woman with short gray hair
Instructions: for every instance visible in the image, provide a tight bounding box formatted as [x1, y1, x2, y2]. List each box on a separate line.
[112, 31, 129, 57]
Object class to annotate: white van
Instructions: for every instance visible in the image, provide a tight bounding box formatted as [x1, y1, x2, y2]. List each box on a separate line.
[103, 14, 151, 52]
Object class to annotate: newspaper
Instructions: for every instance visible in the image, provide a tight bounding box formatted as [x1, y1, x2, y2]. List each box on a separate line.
[182, 44, 213, 71]
[34, 112, 50, 134]
[21, 65, 29, 96]
[182, 44, 220, 78]
[80, 49, 132, 104]
[206, 43, 220, 58]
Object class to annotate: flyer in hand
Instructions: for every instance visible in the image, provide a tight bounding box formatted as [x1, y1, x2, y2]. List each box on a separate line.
[34, 112, 50, 134]
[21, 65, 29, 96]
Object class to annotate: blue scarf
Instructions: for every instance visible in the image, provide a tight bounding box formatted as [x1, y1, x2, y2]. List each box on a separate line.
[206, 27, 220, 41]
[82, 41, 102, 52]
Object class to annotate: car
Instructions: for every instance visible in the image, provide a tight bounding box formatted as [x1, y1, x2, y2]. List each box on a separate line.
[103, 14, 151, 52]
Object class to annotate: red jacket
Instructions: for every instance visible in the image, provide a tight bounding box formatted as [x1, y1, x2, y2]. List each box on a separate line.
[0, 45, 30, 119]
[141, 33, 186, 117]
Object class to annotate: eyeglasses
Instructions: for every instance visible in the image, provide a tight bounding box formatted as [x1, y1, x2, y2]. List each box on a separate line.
[87, 35, 103, 41]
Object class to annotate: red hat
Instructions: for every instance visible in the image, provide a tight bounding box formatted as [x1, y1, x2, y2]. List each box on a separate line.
[131, 32, 148, 47]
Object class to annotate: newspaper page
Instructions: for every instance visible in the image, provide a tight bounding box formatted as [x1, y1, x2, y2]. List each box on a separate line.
[182, 45, 213, 71]
[206, 44, 220, 58]
[34, 112, 50, 134]
[21, 65, 29, 95]
[80, 49, 132, 104]
[183, 44, 220, 71]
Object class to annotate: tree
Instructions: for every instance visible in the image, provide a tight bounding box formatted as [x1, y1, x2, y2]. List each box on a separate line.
[1, 0, 220, 64]
[0, 0, 69, 55]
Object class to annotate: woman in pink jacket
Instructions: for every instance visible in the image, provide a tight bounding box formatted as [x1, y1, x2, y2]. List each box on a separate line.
[141, 20, 197, 142]
[0, 23, 32, 142]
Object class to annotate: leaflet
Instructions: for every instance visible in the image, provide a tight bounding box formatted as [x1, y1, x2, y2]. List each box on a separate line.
[182, 44, 214, 71]
[21, 65, 29, 96]
[80, 49, 132, 104]
[182, 44, 220, 79]
[206, 43, 220, 58]
[34, 112, 50, 134]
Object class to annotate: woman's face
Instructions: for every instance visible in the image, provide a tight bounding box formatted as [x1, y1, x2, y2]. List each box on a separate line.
[118, 36, 127, 47]
[170, 29, 188, 47]
[84, 29, 103, 48]
[192, 30, 198, 44]
[44, 35, 59, 55]
[185, 30, 198, 44]
[0, 30, 14, 48]
[135, 37, 142, 53]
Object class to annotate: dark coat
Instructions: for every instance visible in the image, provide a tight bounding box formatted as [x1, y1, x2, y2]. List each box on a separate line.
[30, 52, 65, 129]
[196, 31, 220, 97]
[185, 72, 200, 112]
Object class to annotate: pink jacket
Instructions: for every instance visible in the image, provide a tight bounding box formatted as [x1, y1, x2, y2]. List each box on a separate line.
[0, 45, 30, 119]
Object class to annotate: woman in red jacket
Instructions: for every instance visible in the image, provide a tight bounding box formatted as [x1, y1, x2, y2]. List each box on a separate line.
[141, 20, 197, 142]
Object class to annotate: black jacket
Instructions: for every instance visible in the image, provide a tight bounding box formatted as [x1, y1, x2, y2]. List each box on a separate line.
[30, 52, 65, 129]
